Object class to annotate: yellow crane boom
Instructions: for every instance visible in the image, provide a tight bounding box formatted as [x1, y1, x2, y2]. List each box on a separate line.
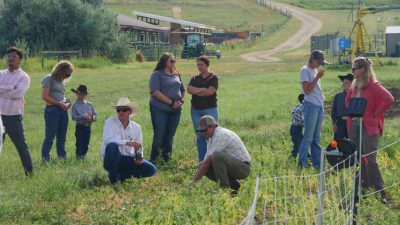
[349, 5, 400, 65]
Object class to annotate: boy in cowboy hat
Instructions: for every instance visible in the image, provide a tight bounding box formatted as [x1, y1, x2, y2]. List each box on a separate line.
[101, 97, 156, 184]
[331, 73, 354, 140]
[71, 85, 97, 159]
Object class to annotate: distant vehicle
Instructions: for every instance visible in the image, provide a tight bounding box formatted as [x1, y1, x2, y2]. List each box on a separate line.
[179, 31, 221, 59]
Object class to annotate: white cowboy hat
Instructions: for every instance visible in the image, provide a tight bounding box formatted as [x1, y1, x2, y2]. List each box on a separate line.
[113, 97, 139, 116]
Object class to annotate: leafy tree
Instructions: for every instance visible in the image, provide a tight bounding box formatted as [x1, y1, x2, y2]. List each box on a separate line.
[0, 0, 130, 61]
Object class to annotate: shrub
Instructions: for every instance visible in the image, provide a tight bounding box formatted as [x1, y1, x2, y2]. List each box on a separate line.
[105, 33, 132, 63]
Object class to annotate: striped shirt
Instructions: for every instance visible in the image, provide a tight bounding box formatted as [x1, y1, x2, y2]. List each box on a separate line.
[0, 68, 30, 115]
[204, 127, 251, 163]
[291, 103, 304, 126]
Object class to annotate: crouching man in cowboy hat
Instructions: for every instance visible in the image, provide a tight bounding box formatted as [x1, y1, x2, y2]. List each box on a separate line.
[192, 115, 251, 195]
[101, 97, 157, 184]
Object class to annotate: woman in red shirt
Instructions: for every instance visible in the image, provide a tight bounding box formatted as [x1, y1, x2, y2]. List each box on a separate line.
[346, 57, 394, 202]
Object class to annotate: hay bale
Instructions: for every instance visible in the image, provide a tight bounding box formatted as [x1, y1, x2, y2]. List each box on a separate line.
[136, 50, 144, 63]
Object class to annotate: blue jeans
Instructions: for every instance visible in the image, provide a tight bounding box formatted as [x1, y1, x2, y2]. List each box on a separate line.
[290, 124, 303, 157]
[41, 106, 69, 161]
[298, 101, 323, 169]
[190, 106, 219, 161]
[103, 143, 157, 184]
[75, 124, 91, 158]
[149, 103, 181, 162]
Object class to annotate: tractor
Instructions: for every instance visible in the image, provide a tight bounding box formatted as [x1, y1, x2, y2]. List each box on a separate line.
[180, 32, 221, 59]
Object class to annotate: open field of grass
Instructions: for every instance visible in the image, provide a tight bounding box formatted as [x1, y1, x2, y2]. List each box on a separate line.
[0, 1, 399, 224]
[276, 0, 400, 10]
[0, 53, 399, 224]
[106, 0, 289, 31]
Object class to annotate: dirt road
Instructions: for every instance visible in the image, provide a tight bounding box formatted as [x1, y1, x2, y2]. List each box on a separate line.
[241, 1, 321, 62]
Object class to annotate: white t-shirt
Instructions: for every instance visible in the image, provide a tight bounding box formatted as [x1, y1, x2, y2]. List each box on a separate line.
[300, 65, 325, 106]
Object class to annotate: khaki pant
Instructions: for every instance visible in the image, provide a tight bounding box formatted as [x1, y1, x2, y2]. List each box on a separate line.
[204, 151, 250, 190]
[349, 120, 384, 190]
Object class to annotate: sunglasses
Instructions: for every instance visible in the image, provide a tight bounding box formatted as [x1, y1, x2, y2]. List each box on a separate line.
[352, 67, 361, 72]
[116, 108, 130, 113]
[169, 60, 176, 64]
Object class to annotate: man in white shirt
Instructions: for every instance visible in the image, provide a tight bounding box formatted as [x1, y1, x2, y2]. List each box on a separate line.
[0, 47, 33, 176]
[101, 97, 156, 184]
[193, 116, 251, 193]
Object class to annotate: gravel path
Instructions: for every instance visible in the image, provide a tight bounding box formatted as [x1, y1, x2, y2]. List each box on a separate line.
[241, 1, 322, 62]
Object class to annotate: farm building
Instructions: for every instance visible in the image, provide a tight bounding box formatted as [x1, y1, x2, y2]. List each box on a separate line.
[133, 11, 215, 45]
[117, 14, 170, 44]
[386, 26, 400, 57]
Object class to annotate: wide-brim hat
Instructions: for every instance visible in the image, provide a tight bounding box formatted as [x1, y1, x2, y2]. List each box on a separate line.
[338, 73, 354, 82]
[310, 50, 329, 66]
[113, 97, 139, 116]
[71, 85, 88, 94]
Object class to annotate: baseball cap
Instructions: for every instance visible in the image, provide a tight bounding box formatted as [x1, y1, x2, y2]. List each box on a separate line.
[197, 115, 217, 131]
[310, 50, 329, 65]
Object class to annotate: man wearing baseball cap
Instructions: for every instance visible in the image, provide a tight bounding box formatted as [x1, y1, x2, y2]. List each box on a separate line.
[192, 115, 251, 194]
[298, 50, 328, 170]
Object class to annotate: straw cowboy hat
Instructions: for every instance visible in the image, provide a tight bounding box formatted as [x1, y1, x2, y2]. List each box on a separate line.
[113, 97, 139, 116]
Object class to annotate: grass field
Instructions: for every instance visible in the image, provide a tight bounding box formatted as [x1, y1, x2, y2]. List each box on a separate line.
[0, 1, 400, 224]
[276, 0, 400, 10]
[106, 0, 289, 31]
[0, 54, 399, 224]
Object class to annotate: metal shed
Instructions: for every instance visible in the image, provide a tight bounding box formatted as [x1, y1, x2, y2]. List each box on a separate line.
[386, 26, 400, 57]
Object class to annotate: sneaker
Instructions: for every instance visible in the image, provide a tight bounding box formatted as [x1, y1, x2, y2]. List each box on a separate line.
[380, 191, 388, 204]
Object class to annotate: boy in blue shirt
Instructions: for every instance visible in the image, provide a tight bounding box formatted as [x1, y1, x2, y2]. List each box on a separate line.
[71, 85, 97, 159]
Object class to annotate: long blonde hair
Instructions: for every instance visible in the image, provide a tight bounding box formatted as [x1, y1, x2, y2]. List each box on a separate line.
[51, 60, 74, 81]
[351, 57, 376, 90]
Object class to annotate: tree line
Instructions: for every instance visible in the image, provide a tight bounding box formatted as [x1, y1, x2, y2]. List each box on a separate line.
[0, 0, 131, 62]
